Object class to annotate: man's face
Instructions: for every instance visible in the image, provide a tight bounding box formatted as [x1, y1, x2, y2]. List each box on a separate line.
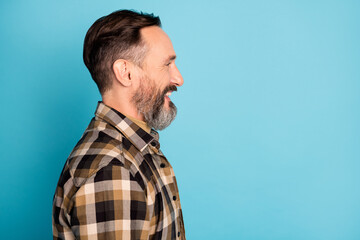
[132, 26, 184, 130]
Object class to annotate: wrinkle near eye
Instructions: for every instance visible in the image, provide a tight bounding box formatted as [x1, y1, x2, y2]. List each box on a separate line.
[159, 69, 169, 78]
[158, 64, 171, 72]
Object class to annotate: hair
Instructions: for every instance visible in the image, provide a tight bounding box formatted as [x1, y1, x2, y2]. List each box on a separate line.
[83, 10, 161, 94]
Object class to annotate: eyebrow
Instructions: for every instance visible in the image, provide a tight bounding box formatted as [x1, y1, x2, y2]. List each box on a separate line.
[164, 55, 177, 64]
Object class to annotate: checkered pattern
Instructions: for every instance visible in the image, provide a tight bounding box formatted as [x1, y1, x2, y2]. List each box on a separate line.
[52, 102, 185, 240]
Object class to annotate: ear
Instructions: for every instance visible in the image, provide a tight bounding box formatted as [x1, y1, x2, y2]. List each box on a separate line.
[113, 59, 132, 87]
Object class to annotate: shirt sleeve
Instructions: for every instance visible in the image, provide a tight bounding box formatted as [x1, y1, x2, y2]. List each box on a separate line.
[70, 162, 150, 239]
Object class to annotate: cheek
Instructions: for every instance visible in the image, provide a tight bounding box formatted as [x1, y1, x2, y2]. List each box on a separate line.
[146, 69, 171, 93]
[158, 69, 171, 84]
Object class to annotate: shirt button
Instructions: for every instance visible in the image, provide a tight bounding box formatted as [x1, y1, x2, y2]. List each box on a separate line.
[178, 231, 181, 237]
[150, 141, 156, 146]
[173, 196, 177, 201]
[160, 163, 166, 168]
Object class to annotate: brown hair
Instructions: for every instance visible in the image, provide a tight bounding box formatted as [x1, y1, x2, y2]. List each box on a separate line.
[83, 10, 161, 94]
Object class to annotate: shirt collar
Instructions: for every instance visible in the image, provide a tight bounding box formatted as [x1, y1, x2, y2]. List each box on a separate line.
[94, 101, 156, 152]
[125, 114, 151, 134]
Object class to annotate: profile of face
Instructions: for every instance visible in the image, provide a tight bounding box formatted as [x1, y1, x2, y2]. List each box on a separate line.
[132, 26, 184, 130]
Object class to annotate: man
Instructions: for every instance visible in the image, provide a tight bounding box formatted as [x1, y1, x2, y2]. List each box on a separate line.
[52, 10, 185, 240]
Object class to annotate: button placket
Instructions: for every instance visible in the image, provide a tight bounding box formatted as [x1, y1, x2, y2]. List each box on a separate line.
[148, 144, 182, 238]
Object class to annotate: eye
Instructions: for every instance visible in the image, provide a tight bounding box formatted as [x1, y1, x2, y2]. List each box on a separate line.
[165, 62, 171, 66]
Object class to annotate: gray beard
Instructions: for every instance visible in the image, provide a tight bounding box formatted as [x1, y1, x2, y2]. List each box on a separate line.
[144, 98, 177, 130]
[132, 82, 177, 131]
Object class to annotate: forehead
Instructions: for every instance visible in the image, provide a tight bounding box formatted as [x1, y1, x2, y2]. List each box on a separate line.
[140, 26, 176, 61]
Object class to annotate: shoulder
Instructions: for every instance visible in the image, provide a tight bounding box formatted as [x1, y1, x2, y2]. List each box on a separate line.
[65, 117, 148, 191]
[67, 118, 128, 187]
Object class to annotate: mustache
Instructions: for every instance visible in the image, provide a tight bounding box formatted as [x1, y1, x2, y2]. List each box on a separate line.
[161, 85, 177, 96]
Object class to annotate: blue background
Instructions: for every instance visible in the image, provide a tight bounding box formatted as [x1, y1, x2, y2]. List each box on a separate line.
[1, 0, 359, 239]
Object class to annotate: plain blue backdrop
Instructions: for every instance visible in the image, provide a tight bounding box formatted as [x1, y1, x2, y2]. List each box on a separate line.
[0, 0, 359, 239]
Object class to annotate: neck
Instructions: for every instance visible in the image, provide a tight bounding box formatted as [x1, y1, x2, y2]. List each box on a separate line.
[102, 90, 145, 121]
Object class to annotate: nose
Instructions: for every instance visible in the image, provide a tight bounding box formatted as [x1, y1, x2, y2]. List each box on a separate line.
[170, 64, 184, 87]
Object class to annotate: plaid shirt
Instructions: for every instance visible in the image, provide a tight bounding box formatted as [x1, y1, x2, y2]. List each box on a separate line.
[52, 102, 185, 240]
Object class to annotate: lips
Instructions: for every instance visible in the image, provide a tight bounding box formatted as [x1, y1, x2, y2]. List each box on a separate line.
[163, 85, 177, 101]
[165, 92, 171, 101]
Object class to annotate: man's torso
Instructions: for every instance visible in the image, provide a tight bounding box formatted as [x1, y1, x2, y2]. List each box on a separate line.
[52, 102, 185, 240]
